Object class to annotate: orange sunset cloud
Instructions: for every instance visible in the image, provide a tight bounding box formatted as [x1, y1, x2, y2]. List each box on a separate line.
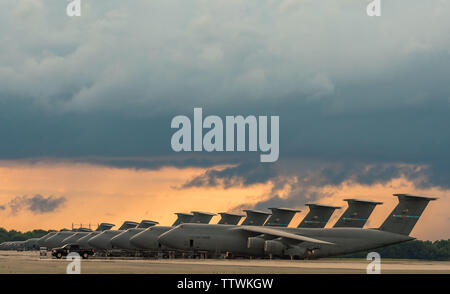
[0, 160, 448, 241]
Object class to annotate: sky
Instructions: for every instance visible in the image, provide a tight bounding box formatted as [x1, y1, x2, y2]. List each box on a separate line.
[0, 0, 449, 240]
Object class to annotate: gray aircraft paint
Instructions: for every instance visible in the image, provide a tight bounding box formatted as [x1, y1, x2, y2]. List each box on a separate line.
[190, 211, 216, 224]
[158, 195, 435, 259]
[298, 204, 341, 228]
[23, 238, 40, 250]
[333, 199, 383, 228]
[62, 222, 115, 246]
[158, 223, 413, 259]
[172, 213, 194, 226]
[95, 223, 115, 231]
[61, 231, 91, 245]
[241, 210, 271, 226]
[110, 220, 159, 250]
[129, 226, 174, 250]
[43, 228, 91, 249]
[380, 194, 437, 235]
[88, 221, 139, 250]
[217, 212, 245, 225]
[76, 223, 115, 248]
[37, 231, 57, 247]
[127, 212, 214, 251]
[264, 208, 300, 227]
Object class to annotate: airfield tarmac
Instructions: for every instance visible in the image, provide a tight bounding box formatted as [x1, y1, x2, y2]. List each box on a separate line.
[1, 250, 449, 274]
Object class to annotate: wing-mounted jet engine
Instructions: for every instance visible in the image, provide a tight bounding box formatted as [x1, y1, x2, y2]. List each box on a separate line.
[157, 194, 437, 260]
[247, 208, 300, 252]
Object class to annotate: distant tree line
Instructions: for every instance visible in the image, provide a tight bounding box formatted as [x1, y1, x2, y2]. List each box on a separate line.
[0, 227, 51, 243]
[339, 239, 450, 261]
[1, 227, 449, 260]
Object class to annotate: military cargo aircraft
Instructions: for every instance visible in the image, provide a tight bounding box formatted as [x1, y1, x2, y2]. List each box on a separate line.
[129, 212, 216, 252]
[76, 223, 116, 249]
[107, 212, 215, 252]
[88, 221, 139, 250]
[110, 220, 159, 250]
[113, 212, 243, 252]
[158, 194, 436, 259]
[129, 208, 298, 254]
[44, 228, 93, 249]
[37, 230, 58, 248]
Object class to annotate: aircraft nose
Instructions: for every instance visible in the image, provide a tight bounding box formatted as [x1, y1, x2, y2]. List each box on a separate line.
[45, 236, 60, 249]
[88, 233, 109, 250]
[129, 231, 148, 249]
[111, 232, 131, 250]
[158, 229, 179, 249]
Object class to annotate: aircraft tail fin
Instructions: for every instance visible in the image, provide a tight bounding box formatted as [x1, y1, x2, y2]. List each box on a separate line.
[137, 220, 159, 228]
[264, 208, 300, 227]
[218, 212, 244, 225]
[191, 211, 216, 224]
[95, 223, 115, 231]
[379, 194, 437, 235]
[118, 221, 139, 230]
[298, 204, 340, 228]
[334, 199, 382, 228]
[241, 209, 271, 226]
[172, 212, 194, 226]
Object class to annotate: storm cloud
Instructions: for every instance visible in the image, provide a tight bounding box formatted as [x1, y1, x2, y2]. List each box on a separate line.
[6, 194, 66, 214]
[0, 1, 448, 197]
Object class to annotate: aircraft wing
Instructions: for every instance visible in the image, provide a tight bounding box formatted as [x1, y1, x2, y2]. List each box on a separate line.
[235, 226, 334, 245]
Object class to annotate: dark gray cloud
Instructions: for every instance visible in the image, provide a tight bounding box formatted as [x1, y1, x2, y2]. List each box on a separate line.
[6, 194, 66, 214]
[0, 205, 5, 211]
[0, 1, 448, 196]
[180, 162, 277, 189]
[182, 159, 447, 211]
